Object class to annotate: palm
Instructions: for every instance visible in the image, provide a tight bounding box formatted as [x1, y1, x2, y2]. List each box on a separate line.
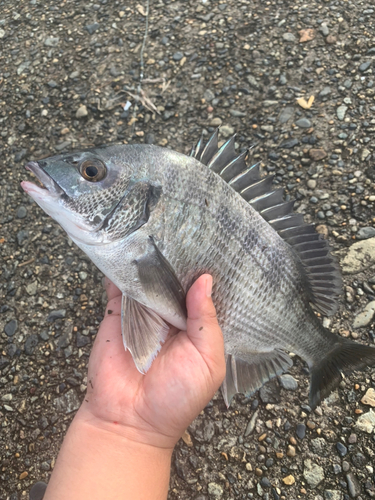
[84, 277, 224, 449]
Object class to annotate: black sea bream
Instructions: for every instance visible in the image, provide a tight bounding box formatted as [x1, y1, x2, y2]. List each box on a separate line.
[21, 130, 375, 408]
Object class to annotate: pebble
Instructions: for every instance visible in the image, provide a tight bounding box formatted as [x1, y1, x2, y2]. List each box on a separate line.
[259, 380, 281, 404]
[54, 389, 81, 414]
[282, 475, 295, 485]
[24, 334, 39, 355]
[279, 374, 298, 390]
[47, 309, 66, 321]
[17, 230, 29, 246]
[337, 105, 348, 121]
[4, 320, 17, 337]
[361, 388, 375, 407]
[346, 472, 361, 498]
[296, 423, 306, 439]
[26, 281, 38, 296]
[354, 409, 375, 433]
[303, 459, 325, 488]
[172, 51, 183, 61]
[207, 482, 223, 498]
[281, 138, 299, 149]
[210, 117, 222, 127]
[295, 118, 312, 128]
[278, 107, 294, 123]
[359, 61, 371, 72]
[319, 87, 331, 97]
[16, 206, 27, 219]
[44, 36, 59, 47]
[353, 301, 375, 329]
[341, 238, 375, 274]
[287, 445, 296, 457]
[76, 105, 88, 118]
[310, 437, 327, 456]
[309, 149, 327, 161]
[283, 33, 296, 42]
[85, 22, 100, 35]
[307, 179, 316, 189]
[204, 89, 215, 102]
[336, 442, 347, 457]
[324, 491, 343, 500]
[356, 227, 375, 240]
[220, 125, 234, 138]
[19, 471, 28, 480]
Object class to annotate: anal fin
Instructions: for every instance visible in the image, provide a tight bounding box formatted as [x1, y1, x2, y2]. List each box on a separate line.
[221, 350, 293, 406]
[121, 294, 170, 373]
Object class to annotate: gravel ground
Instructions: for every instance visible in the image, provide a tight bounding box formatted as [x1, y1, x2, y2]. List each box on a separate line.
[1, 0, 375, 499]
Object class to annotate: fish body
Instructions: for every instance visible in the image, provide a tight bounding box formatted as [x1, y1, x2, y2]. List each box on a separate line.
[22, 132, 375, 408]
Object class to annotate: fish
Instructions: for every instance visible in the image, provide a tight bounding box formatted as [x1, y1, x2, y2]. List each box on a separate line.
[21, 130, 375, 409]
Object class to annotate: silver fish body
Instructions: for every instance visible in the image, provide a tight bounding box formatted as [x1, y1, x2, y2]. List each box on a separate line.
[22, 133, 375, 408]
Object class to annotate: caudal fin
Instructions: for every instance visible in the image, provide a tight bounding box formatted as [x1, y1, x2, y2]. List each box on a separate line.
[310, 338, 375, 409]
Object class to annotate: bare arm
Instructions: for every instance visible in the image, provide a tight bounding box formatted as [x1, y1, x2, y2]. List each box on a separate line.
[43, 275, 225, 500]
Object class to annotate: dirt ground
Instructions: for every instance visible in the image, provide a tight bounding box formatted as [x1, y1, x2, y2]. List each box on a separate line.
[1, 0, 375, 499]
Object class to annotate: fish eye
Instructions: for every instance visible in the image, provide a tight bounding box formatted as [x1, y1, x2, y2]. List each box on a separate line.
[79, 159, 107, 182]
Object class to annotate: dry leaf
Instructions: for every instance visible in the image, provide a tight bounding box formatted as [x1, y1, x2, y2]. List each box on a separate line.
[297, 95, 315, 109]
[181, 429, 193, 447]
[299, 29, 315, 43]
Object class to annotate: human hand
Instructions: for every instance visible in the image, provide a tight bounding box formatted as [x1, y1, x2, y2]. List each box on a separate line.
[76, 274, 226, 450]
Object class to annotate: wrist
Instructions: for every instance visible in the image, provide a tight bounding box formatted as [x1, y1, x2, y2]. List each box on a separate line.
[74, 404, 176, 453]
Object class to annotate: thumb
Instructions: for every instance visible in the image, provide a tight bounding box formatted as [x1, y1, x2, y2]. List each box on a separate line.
[186, 275, 226, 384]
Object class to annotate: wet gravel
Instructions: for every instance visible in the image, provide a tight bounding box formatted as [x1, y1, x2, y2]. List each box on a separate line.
[1, 0, 375, 499]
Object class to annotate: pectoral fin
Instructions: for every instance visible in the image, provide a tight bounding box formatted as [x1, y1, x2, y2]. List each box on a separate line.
[134, 237, 187, 329]
[121, 294, 170, 373]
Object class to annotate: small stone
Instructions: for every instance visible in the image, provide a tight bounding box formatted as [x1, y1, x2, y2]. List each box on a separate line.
[296, 423, 306, 439]
[210, 117, 222, 127]
[26, 281, 38, 296]
[24, 334, 39, 355]
[204, 89, 215, 102]
[54, 389, 81, 413]
[44, 36, 59, 47]
[281, 138, 299, 149]
[47, 309, 66, 321]
[332, 464, 342, 474]
[69, 70, 80, 79]
[207, 482, 223, 498]
[307, 179, 317, 189]
[19, 471, 28, 480]
[336, 442, 347, 457]
[172, 51, 183, 61]
[341, 238, 375, 274]
[283, 33, 296, 43]
[278, 107, 294, 123]
[337, 105, 348, 121]
[16, 206, 27, 219]
[85, 23, 100, 35]
[346, 472, 361, 498]
[259, 380, 281, 403]
[303, 459, 324, 488]
[220, 125, 235, 138]
[295, 118, 312, 128]
[4, 320, 17, 337]
[279, 374, 298, 390]
[48, 80, 58, 88]
[353, 301, 375, 329]
[309, 148, 327, 161]
[354, 409, 375, 433]
[76, 105, 88, 118]
[324, 491, 343, 500]
[247, 75, 260, 89]
[361, 388, 375, 407]
[320, 23, 329, 36]
[359, 61, 371, 72]
[342, 461, 350, 472]
[319, 87, 331, 97]
[287, 445, 296, 457]
[356, 227, 375, 240]
[17, 230, 29, 246]
[282, 475, 295, 485]
[351, 453, 366, 468]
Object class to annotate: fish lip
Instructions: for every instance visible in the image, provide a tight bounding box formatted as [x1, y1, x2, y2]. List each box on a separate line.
[24, 161, 66, 196]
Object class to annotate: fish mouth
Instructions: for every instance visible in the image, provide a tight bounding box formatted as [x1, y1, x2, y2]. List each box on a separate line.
[22, 161, 66, 197]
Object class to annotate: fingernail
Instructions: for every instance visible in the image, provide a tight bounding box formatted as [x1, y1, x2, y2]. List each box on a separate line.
[206, 275, 212, 297]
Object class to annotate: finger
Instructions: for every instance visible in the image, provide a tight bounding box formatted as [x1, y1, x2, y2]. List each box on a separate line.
[104, 277, 122, 301]
[186, 275, 225, 382]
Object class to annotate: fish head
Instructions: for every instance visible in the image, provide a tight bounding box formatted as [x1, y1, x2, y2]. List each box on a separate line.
[21, 146, 134, 244]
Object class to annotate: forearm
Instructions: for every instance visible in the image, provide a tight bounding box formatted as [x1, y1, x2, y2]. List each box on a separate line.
[44, 409, 173, 500]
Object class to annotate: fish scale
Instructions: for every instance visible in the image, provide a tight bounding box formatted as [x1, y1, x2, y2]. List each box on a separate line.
[21, 132, 375, 409]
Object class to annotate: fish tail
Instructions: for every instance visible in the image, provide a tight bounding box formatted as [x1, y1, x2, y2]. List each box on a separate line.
[309, 336, 375, 409]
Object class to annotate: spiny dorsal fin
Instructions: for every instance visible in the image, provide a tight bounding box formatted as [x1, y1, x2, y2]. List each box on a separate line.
[190, 130, 343, 316]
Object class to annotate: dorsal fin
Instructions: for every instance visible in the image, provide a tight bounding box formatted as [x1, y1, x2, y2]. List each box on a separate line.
[190, 130, 343, 316]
